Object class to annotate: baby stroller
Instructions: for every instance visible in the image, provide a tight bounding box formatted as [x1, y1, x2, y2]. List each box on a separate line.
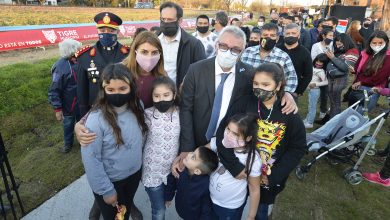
[296, 90, 389, 185]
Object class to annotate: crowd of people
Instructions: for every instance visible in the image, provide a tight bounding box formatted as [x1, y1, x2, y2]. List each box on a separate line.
[47, 2, 390, 220]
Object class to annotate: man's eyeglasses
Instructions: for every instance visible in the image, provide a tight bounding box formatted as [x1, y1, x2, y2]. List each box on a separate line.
[217, 42, 242, 56]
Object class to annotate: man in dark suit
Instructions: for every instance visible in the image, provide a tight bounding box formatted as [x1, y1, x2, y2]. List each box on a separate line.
[172, 26, 253, 176]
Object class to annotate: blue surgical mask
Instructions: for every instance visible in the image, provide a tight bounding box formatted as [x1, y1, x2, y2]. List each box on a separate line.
[98, 33, 117, 47]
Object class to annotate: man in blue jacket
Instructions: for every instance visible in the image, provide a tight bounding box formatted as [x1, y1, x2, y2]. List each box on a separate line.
[48, 39, 81, 153]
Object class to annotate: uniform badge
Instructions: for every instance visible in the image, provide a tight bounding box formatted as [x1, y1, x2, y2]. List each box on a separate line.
[103, 14, 111, 24]
[88, 60, 99, 84]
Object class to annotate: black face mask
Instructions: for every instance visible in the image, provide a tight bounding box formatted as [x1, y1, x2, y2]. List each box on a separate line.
[153, 99, 174, 113]
[253, 88, 276, 102]
[248, 40, 260, 47]
[284, 36, 299, 45]
[196, 26, 209, 34]
[324, 38, 333, 45]
[335, 46, 345, 54]
[106, 93, 131, 107]
[260, 37, 277, 51]
[160, 21, 179, 37]
[270, 19, 278, 24]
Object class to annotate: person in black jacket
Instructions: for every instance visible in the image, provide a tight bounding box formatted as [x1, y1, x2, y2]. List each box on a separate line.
[76, 12, 130, 117]
[48, 39, 82, 153]
[278, 23, 313, 100]
[216, 63, 307, 220]
[158, 2, 206, 87]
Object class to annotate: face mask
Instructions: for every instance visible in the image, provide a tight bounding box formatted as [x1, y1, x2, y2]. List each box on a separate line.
[314, 64, 323, 69]
[324, 38, 333, 45]
[153, 99, 174, 113]
[363, 23, 370, 28]
[106, 93, 131, 107]
[260, 37, 277, 51]
[270, 19, 278, 24]
[196, 26, 209, 34]
[222, 129, 246, 148]
[258, 21, 264, 27]
[160, 21, 179, 37]
[136, 53, 160, 72]
[371, 44, 386, 54]
[253, 87, 276, 102]
[335, 45, 345, 53]
[98, 33, 117, 47]
[216, 49, 238, 69]
[284, 36, 299, 45]
[322, 25, 333, 30]
[248, 40, 260, 47]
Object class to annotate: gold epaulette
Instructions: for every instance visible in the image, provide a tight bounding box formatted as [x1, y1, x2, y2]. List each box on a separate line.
[75, 45, 92, 58]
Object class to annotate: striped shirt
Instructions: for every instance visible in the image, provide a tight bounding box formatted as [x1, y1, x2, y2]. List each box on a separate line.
[240, 45, 298, 93]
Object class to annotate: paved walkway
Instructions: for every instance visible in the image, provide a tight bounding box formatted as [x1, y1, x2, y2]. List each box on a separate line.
[21, 174, 250, 220]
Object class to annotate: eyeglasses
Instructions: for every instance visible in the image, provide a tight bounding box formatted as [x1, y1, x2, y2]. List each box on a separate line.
[217, 42, 243, 56]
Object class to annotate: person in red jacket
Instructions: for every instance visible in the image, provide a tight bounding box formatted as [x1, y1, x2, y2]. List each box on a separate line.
[349, 31, 390, 112]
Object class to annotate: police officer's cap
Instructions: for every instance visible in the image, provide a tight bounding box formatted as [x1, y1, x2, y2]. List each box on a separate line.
[94, 12, 122, 30]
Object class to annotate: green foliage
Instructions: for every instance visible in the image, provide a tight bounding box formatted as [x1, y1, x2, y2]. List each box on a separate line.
[0, 58, 56, 118]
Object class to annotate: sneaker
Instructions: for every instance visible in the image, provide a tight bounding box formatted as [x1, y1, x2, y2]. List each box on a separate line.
[363, 172, 390, 187]
[319, 112, 326, 119]
[304, 121, 313, 129]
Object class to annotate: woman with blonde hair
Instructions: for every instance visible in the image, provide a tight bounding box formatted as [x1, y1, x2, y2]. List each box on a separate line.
[122, 31, 166, 108]
[346, 20, 365, 51]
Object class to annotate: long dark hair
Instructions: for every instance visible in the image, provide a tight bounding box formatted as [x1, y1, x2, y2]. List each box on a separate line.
[151, 76, 180, 106]
[334, 33, 356, 54]
[253, 63, 286, 98]
[225, 113, 258, 178]
[313, 53, 329, 70]
[363, 31, 389, 76]
[92, 63, 148, 146]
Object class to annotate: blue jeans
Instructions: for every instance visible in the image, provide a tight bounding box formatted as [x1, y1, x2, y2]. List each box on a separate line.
[63, 115, 78, 146]
[360, 86, 380, 112]
[255, 204, 272, 220]
[305, 88, 321, 124]
[145, 184, 166, 220]
[211, 202, 245, 220]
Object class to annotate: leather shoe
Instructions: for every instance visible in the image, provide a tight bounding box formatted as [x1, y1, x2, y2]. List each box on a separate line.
[130, 202, 143, 220]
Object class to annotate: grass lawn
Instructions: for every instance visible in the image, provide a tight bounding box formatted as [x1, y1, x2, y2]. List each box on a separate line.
[0, 5, 219, 26]
[0, 57, 389, 219]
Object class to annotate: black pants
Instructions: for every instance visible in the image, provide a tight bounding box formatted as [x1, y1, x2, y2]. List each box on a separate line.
[320, 85, 328, 113]
[94, 169, 141, 220]
[380, 142, 390, 179]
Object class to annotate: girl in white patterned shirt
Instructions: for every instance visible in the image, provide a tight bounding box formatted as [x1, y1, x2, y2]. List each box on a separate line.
[141, 76, 180, 220]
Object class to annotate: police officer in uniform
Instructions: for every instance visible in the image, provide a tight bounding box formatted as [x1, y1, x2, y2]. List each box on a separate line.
[75, 12, 143, 220]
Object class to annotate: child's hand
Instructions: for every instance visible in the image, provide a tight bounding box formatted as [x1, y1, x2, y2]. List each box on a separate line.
[260, 175, 269, 186]
[55, 111, 64, 121]
[165, 201, 172, 208]
[103, 194, 118, 206]
[372, 87, 381, 94]
[309, 83, 316, 89]
[246, 216, 255, 220]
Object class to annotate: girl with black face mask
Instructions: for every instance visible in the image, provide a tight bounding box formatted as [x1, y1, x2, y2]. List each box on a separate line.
[215, 63, 307, 220]
[80, 63, 147, 220]
[142, 76, 180, 220]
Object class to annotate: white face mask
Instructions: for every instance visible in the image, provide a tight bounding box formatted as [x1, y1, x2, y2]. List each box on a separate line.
[216, 49, 238, 69]
[370, 44, 386, 54]
[258, 21, 264, 27]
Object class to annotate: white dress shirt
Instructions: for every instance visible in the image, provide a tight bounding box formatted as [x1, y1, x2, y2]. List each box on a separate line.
[159, 29, 181, 83]
[210, 59, 236, 148]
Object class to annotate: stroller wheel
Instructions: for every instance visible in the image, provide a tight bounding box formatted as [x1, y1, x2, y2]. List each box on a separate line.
[295, 166, 307, 180]
[367, 148, 377, 156]
[345, 170, 363, 185]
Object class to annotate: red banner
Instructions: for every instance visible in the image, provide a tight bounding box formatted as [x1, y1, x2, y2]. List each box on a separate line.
[0, 20, 196, 52]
